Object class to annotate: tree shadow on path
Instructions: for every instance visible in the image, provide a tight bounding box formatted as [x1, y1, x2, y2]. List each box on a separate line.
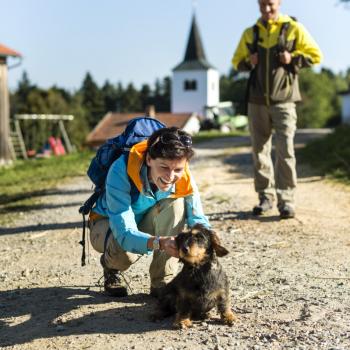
[0, 286, 165, 347]
[207, 211, 281, 223]
[0, 221, 82, 236]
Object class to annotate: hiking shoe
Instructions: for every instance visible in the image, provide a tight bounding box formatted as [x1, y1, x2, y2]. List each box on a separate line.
[100, 255, 128, 297]
[279, 205, 295, 219]
[252, 198, 273, 216]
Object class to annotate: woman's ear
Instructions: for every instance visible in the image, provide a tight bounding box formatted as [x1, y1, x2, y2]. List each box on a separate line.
[145, 153, 151, 167]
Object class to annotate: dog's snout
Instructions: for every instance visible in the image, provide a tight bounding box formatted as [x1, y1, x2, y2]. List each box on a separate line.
[181, 245, 189, 254]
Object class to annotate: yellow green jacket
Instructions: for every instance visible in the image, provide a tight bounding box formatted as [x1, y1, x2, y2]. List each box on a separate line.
[232, 14, 323, 105]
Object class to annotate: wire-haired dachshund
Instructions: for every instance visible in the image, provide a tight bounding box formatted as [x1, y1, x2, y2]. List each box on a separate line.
[152, 224, 237, 329]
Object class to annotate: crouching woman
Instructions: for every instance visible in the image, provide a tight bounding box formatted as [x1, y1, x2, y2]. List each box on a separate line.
[89, 127, 210, 297]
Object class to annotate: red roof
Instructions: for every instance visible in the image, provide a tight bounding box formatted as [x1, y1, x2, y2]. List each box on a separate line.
[86, 112, 195, 147]
[0, 43, 21, 57]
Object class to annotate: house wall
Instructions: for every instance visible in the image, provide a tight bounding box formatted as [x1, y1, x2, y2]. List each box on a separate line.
[206, 69, 219, 108]
[182, 114, 201, 135]
[0, 59, 11, 165]
[171, 69, 219, 115]
[341, 94, 350, 124]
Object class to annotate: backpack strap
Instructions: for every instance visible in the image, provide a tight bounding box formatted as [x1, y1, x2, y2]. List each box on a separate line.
[278, 17, 297, 53]
[79, 189, 103, 266]
[278, 22, 290, 52]
[252, 24, 259, 54]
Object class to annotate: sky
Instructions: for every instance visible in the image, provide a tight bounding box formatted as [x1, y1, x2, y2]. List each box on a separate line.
[1, 0, 349, 92]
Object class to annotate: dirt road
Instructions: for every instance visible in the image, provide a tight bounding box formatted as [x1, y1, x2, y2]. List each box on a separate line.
[1, 132, 350, 349]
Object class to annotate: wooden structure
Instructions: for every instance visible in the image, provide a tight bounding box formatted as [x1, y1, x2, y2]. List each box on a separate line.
[12, 114, 75, 158]
[0, 43, 22, 166]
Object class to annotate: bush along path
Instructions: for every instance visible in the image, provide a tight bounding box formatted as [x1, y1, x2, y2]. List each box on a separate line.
[0, 134, 350, 350]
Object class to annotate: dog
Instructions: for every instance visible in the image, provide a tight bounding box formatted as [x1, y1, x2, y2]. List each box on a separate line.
[153, 223, 237, 329]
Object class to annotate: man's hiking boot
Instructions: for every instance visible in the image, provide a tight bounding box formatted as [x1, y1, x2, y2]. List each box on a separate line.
[279, 205, 295, 219]
[252, 197, 273, 216]
[100, 255, 128, 297]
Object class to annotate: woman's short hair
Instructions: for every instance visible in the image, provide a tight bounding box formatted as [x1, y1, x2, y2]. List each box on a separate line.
[147, 127, 195, 160]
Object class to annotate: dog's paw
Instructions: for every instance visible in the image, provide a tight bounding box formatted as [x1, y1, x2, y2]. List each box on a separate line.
[173, 317, 193, 329]
[221, 310, 238, 326]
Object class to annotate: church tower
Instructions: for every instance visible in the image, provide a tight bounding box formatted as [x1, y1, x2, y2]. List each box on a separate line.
[171, 14, 219, 114]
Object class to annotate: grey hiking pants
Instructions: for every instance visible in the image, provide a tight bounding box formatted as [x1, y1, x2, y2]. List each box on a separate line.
[89, 197, 185, 289]
[248, 102, 297, 208]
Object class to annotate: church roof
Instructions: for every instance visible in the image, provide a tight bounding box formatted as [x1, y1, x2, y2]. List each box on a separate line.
[173, 15, 215, 72]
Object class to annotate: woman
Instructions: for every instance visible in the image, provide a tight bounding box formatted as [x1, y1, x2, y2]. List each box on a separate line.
[89, 126, 210, 297]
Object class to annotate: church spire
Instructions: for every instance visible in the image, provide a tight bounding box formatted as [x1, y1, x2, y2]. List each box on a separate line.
[173, 14, 215, 71]
[183, 14, 206, 61]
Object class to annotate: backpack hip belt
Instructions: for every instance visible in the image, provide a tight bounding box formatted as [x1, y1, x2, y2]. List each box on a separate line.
[89, 211, 106, 223]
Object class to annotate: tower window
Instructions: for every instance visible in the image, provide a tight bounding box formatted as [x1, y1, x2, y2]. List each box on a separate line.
[184, 80, 197, 91]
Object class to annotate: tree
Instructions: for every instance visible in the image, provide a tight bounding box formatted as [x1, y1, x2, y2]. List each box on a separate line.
[80, 72, 104, 128]
[101, 80, 118, 112]
[121, 83, 142, 112]
[139, 83, 152, 111]
[297, 69, 339, 128]
[220, 71, 248, 115]
[10, 71, 36, 115]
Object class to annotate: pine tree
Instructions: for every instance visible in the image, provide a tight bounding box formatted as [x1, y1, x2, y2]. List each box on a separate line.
[80, 72, 105, 128]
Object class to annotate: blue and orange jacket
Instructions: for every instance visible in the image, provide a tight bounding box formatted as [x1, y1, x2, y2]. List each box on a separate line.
[93, 140, 210, 255]
[232, 14, 323, 105]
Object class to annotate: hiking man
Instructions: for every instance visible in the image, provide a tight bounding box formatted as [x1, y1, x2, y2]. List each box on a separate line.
[88, 127, 210, 297]
[232, 0, 322, 218]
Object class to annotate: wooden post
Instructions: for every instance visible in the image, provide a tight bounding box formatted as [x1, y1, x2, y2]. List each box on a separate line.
[0, 57, 11, 166]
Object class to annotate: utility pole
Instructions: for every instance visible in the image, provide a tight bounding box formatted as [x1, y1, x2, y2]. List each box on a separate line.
[0, 44, 21, 166]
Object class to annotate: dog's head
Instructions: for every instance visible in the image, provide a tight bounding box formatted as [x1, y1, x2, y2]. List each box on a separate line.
[175, 224, 229, 266]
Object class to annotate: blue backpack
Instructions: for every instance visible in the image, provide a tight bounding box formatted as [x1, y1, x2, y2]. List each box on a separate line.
[78, 116, 166, 265]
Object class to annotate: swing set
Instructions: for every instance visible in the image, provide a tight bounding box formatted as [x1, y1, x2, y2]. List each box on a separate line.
[10, 114, 75, 160]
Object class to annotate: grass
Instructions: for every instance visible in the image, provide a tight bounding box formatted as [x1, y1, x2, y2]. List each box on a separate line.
[300, 125, 350, 184]
[0, 151, 93, 224]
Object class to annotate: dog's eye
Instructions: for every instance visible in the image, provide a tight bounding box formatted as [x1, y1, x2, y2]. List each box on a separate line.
[196, 233, 207, 241]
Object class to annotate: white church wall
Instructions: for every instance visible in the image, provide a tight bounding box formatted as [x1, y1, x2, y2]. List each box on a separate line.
[206, 69, 219, 107]
[171, 70, 219, 115]
[172, 70, 207, 114]
[341, 94, 350, 124]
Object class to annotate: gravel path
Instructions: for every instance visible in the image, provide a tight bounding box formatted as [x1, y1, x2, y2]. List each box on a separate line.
[1, 132, 349, 350]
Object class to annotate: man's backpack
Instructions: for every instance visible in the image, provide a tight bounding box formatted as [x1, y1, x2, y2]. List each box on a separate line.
[245, 18, 297, 113]
[78, 116, 166, 266]
[251, 17, 297, 54]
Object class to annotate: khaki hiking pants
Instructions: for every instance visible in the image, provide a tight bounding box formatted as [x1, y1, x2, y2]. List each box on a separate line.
[248, 102, 297, 208]
[89, 197, 185, 289]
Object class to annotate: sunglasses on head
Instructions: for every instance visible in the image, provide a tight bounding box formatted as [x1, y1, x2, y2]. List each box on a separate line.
[157, 132, 193, 148]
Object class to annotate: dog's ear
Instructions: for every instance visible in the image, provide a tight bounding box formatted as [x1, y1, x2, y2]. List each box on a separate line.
[210, 232, 229, 257]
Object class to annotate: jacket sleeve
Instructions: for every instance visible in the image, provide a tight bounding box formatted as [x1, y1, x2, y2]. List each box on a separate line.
[291, 22, 323, 72]
[232, 27, 254, 71]
[185, 172, 211, 228]
[105, 156, 152, 255]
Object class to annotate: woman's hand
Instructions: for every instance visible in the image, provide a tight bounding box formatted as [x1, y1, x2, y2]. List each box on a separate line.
[160, 236, 179, 257]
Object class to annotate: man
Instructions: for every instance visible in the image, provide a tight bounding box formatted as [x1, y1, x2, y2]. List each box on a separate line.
[232, 0, 322, 219]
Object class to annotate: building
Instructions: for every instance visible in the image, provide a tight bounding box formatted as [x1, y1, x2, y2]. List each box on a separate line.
[171, 14, 219, 115]
[0, 43, 22, 165]
[86, 112, 200, 147]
